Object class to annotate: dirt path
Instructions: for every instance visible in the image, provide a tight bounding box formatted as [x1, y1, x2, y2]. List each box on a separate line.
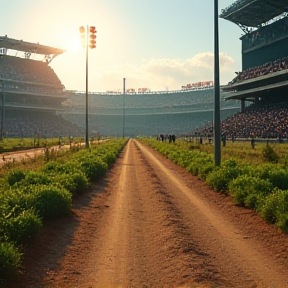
[5, 138, 288, 287]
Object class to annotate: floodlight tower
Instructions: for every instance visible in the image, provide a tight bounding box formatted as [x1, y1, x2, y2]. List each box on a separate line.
[79, 25, 97, 148]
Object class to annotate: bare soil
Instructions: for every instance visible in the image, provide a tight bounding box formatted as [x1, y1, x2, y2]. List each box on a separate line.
[2, 139, 288, 287]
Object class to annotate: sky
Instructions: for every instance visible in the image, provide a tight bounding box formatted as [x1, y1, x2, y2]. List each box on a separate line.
[0, 0, 243, 92]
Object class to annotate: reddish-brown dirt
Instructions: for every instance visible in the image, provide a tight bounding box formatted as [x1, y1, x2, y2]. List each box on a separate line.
[2, 138, 288, 287]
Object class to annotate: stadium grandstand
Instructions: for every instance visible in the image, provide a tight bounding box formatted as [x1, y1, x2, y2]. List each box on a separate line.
[61, 88, 240, 138]
[188, 0, 288, 141]
[0, 36, 85, 139]
[3, 0, 288, 141]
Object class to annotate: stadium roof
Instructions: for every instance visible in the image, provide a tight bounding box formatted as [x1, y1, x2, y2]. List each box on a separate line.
[0, 36, 66, 55]
[219, 0, 288, 28]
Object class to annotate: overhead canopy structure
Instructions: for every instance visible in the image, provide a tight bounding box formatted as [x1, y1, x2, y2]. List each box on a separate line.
[220, 0, 288, 28]
[0, 36, 65, 56]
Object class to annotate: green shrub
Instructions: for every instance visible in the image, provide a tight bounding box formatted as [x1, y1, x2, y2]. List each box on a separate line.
[0, 242, 22, 279]
[277, 213, 288, 233]
[259, 188, 288, 225]
[16, 171, 52, 187]
[7, 169, 26, 186]
[228, 175, 273, 208]
[255, 164, 288, 190]
[206, 168, 229, 192]
[206, 160, 251, 193]
[53, 172, 88, 194]
[2, 209, 42, 243]
[186, 153, 213, 177]
[42, 161, 64, 173]
[79, 157, 108, 181]
[100, 151, 117, 167]
[262, 144, 279, 163]
[27, 185, 72, 219]
[198, 162, 215, 180]
[1, 188, 31, 215]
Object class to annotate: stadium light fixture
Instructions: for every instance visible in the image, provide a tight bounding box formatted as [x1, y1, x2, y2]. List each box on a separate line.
[89, 26, 97, 49]
[79, 26, 86, 48]
[79, 25, 97, 148]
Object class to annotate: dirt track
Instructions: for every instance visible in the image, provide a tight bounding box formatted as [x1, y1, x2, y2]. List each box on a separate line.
[5, 138, 288, 287]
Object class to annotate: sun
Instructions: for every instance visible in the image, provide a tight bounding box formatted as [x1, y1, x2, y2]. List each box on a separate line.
[69, 38, 81, 51]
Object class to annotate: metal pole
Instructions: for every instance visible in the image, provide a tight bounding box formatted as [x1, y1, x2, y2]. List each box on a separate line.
[85, 25, 89, 148]
[0, 78, 4, 140]
[0, 92, 4, 140]
[123, 78, 126, 138]
[214, 0, 221, 166]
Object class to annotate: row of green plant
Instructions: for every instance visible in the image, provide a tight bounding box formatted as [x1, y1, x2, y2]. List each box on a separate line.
[0, 138, 127, 279]
[140, 138, 288, 233]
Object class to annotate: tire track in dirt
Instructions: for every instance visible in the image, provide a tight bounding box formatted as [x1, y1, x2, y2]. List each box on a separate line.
[6, 138, 288, 288]
[135, 139, 288, 287]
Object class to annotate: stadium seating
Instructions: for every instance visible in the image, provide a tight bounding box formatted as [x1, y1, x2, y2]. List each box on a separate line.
[228, 56, 288, 85]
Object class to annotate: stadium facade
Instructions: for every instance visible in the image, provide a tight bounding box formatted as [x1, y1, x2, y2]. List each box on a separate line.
[61, 89, 240, 138]
[0, 36, 84, 139]
[1, 0, 288, 140]
[220, 0, 288, 112]
[0, 37, 240, 139]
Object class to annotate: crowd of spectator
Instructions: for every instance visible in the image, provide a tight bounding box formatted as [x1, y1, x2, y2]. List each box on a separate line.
[222, 101, 288, 139]
[2, 112, 85, 138]
[228, 56, 288, 85]
[188, 99, 288, 141]
[0, 55, 65, 95]
[69, 89, 238, 113]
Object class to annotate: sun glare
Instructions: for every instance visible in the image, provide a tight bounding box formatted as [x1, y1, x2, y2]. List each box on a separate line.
[69, 38, 81, 51]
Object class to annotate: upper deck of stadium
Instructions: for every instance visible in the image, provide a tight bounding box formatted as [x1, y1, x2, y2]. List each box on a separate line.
[220, 0, 288, 28]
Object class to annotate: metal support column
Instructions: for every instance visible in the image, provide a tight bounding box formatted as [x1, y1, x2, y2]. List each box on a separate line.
[214, 0, 221, 166]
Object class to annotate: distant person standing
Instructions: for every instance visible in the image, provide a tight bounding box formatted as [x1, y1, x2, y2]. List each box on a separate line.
[250, 132, 255, 149]
[221, 132, 227, 147]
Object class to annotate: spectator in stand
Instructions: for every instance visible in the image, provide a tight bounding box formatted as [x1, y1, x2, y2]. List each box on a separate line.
[187, 99, 288, 142]
[228, 56, 288, 85]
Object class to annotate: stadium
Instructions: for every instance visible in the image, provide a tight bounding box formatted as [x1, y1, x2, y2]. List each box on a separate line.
[0, 0, 288, 140]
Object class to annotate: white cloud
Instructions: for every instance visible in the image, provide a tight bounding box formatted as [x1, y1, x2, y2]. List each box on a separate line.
[61, 52, 236, 92]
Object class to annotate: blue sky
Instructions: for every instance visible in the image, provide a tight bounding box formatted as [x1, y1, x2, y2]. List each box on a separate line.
[1, 0, 243, 92]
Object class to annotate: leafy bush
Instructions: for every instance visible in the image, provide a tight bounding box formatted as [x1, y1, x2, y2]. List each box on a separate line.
[99, 151, 117, 167]
[255, 164, 288, 190]
[206, 168, 229, 192]
[42, 161, 77, 175]
[53, 172, 88, 194]
[42, 161, 64, 173]
[0, 242, 22, 279]
[2, 209, 42, 243]
[198, 162, 215, 180]
[78, 157, 108, 181]
[228, 175, 273, 208]
[262, 144, 279, 163]
[27, 185, 72, 219]
[7, 169, 26, 186]
[259, 188, 288, 232]
[206, 160, 251, 193]
[186, 153, 213, 177]
[15, 171, 52, 187]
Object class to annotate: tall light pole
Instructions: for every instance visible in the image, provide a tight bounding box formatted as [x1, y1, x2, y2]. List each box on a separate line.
[79, 25, 97, 148]
[214, 0, 221, 166]
[0, 78, 4, 140]
[122, 78, 126, 139]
